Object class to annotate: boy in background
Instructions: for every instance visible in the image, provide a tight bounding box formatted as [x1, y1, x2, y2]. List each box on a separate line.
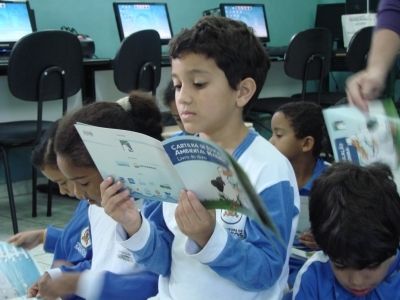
[101, 16, 299, 299]
[293, 162, 400, 299]
[269, 102, 331, 287]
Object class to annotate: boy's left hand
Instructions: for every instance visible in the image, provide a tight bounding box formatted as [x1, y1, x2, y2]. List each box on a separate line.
[175, 190, 216, 248]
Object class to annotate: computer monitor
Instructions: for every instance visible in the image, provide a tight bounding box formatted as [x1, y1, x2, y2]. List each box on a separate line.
[315, 3, 346, 50]
[113, 2, 173, 45]
[219, 3, 270, 43]
[346, 0, 380, 14]
[0, 0, 34, 54]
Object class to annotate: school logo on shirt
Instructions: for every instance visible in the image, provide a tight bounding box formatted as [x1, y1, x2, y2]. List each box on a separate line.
[219, 210, 247, 239]
[220, 209, 242, 224]
[80, 226, 91, 248]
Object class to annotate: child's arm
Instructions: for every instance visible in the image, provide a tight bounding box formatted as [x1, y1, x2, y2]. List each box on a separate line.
[101, 178, 174, 276]
[184, 182, 297, 291]
[92, 271, 158, 300]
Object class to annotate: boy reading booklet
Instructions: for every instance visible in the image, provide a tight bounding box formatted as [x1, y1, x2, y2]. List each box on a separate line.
[323, 98, 400, 185]
[0, 242, 41, 299]
[75, 123, 274, 230]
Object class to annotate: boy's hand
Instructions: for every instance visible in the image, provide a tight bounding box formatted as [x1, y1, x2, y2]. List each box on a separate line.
[37, 272, 80, 299]
[100, 177, 142, 237]
[27, 280, 40, 298]
[8, 229, 45, 249]
[175, 190, 216, 248]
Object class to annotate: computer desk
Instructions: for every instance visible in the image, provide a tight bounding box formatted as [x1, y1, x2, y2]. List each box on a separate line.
[0, 57, 114, 105]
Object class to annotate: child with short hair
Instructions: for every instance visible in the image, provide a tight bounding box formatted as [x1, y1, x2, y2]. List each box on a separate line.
[269, 102, 331, 287]
[293, 162, 400, 299]
[101, 16, 299, 299]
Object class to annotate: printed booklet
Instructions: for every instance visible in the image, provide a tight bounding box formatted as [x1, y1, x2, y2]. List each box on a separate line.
[0, 242, 41, 299]
[75, 123, 275, 230]
[323, 98, 400, 185]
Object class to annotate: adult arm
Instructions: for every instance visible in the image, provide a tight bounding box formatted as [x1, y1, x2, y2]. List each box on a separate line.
[346, 0, 400, 110]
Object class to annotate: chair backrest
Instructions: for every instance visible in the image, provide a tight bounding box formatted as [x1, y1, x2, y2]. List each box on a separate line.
[346, 26, 373, 72]
[285, 27, 333, 81]
[7, 30, 83, 102]
[113, 29, 161, 95]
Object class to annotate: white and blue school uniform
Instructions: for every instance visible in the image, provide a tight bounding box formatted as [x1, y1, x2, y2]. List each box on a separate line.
[293, 250, 400, 300]
[48, 204, 158, 300]
[44, 200, 92, 267]
[288, 158, 330, 287]
[117, 129, 300, 300]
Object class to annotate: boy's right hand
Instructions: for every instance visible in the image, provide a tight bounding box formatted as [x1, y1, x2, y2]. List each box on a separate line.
[8, 229, 45, 249]
[100, 177, 142, 237]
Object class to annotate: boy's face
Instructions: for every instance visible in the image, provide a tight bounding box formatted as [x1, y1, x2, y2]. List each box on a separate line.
[57, 154, 103, 206]
[41, 164, 75, 198]
[269, 111, 305, 161]
[330, 255, 396, 297]
[171, 53, 242, 136]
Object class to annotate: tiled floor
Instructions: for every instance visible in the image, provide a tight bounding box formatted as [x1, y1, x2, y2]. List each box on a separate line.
[0, 180, 79, 273]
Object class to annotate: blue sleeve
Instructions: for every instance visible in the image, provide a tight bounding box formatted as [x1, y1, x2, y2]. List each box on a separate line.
[207, 181, 298, 291]
[132, 201, 174, 276]
[60, 260, 91, 273]
[44, 226, 63, 254]
[97, 271, 158, 300]
[52, 201, 92, 264]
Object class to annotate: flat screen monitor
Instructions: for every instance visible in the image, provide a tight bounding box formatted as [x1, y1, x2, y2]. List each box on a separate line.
[346, 0, 380, 14]
[219, 3, 270, 43]
[113, 2, 173, 45]
[315, 3, 346, 49]
[0, 0, 34, 54]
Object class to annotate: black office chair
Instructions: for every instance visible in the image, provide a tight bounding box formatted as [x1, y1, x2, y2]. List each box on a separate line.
[250, 28, 336, 116]
[113, 29, 161, 96]
[0, 30, 82, 233]
[346, 26, 373, 72]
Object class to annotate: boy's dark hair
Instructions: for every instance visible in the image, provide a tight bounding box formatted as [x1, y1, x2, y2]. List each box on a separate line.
[276, 102, 329, 158]
[169, 16, 270, 113]
[55, 91, 163, 168]
[310, 162, 400, 269]
[31, 120, 60, 169]
[163, 80, 175, 107]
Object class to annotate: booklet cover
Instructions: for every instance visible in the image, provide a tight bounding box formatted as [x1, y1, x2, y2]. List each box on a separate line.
[0, 242, 41, 299]
[75, 123, 275, 230]
[323, 98, 400, 185]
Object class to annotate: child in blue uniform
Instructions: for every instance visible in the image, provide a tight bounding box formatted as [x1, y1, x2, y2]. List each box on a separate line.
[8, 120, 92, 270]
[33, 92, 160, 300]
[101, 16, 299, 300]
[269, 101, 331, 288]
[293, 162, 400, 300]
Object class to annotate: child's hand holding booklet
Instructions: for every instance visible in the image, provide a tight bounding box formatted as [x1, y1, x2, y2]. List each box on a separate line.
[75, 123, 276, 231]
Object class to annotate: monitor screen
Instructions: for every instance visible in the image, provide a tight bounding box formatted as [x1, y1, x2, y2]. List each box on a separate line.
[113, 2, 173, 45]
[220, 3, 270, 42]
[315, 3, 346, 49]
[0, 0, 33, 49]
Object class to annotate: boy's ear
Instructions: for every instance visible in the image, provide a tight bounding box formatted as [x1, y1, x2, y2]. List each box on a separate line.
[302, 136, 315, 153]
[236, 77, 256, 108]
